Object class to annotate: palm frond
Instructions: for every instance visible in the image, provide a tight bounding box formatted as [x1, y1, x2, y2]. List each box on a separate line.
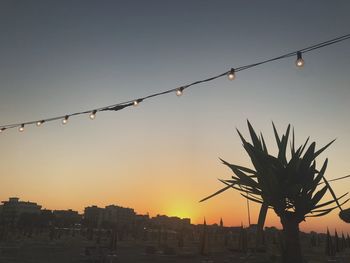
[201, 121, 348, 228]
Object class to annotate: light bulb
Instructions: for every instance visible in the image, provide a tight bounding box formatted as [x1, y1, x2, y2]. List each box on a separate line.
[133, 99, 142, 106]
[36, 120, 44, 127]
[228, 68, 235, 80]
[19, 124, 24, 132]
[0, 128, 5, 133]
[176, 87, 184, 96]
[62, 115, 69, 125]
[296, 51, 304, 68]
[89, 110, 97, 120]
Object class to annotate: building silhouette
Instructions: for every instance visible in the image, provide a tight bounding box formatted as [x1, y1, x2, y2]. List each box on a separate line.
[83, 204, 136, 228]
[0, 197, 41, 225]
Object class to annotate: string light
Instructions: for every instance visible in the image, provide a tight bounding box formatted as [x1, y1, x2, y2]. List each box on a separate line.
[176, 87, 184, 96]
[19, 124, 24, 132]
[62, 115, 69, 124]
[36, 120, 45, 126]
[296, 51, 304, 67]
[0, 33, 349, 134]
[133, 99, 142, 106]
[228, 68, 236, 80]
[89, 110, 97, 120]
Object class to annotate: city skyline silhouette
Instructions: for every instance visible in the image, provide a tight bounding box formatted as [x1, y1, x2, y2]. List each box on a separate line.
[0, 0, 350, 237]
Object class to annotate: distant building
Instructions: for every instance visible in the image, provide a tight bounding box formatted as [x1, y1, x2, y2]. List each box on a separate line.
[0, 197, 42, 225]
[151, 215, 191, 230]
[84, 205, 103, 227]
[134, 214, 150, 227]
[135, 214, 149, 221]
[103, 205, 136, 227]
[53, 209, 81, 227]
[39, 209, 54, 227]
[247, 224, 258, 233]
[84, 204, 136, 228]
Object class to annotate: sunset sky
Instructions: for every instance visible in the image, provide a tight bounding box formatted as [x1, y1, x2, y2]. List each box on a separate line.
[0, 1, 350, 233]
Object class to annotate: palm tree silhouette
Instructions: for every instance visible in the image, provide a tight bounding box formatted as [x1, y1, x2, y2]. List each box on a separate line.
[201, 121, 349, 263]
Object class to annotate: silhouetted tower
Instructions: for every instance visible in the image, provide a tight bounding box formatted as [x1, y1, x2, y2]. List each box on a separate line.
[220, 218, 223, 228]
[325, 228, 335, 257]
[335, 229, 340, 252]
[200, 217, 208, 255]
[341, 232, 346, 250]
[238, 222, 247, 253]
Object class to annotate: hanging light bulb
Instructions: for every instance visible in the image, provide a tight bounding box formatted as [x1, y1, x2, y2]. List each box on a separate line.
[296, 51, 304, 67]
[228, 68, 235, 80]
[36, 120, 45, 127]
[19, 124, 25, 132]
[89, 110, 97, 120]
[133, 99, 142, 107]
[176, 87, 184, 96]
[0, 128, 6, 133]
[62, 115, 69, 125]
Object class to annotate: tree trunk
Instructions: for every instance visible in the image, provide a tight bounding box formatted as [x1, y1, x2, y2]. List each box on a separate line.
[281, 216, 302, 263]
[256, 202, 268, 249]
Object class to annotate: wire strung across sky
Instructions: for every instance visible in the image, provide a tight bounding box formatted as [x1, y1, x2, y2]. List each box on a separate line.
[1, 33, 350, 133]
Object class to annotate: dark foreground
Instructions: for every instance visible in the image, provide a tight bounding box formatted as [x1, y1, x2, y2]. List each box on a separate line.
[1, 235, 350, 263]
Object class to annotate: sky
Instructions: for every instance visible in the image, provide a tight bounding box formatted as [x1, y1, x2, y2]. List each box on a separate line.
[0, 0, 350, 233]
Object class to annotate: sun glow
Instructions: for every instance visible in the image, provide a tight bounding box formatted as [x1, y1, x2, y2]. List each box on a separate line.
[165, 202, 196, 220]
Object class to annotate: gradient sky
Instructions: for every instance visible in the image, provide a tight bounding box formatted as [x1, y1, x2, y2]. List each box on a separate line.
[0, 0, 350, 233]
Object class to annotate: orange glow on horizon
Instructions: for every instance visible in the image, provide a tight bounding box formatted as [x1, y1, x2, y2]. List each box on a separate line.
[163, 200, 197, 220]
